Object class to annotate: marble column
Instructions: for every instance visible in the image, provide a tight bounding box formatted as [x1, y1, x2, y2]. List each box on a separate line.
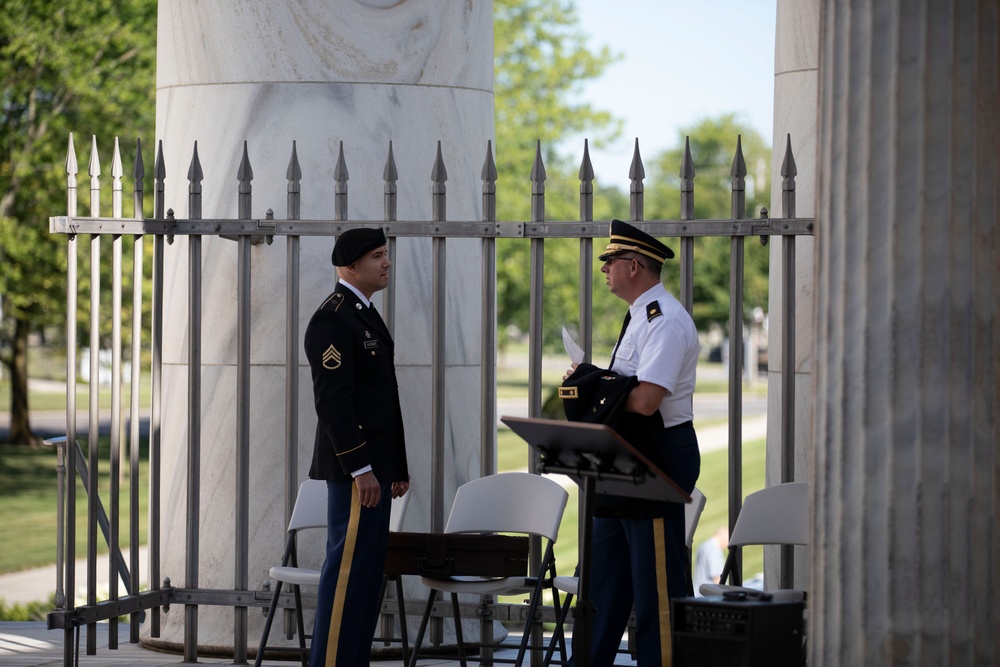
[812, 1, 998, 664]
[766, 0, 819, 591]
[147, 1, 494, 654]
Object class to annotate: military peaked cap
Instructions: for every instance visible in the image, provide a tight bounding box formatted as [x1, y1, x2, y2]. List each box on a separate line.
[332, 228, 387, 266]
[598, 219, 674, 263]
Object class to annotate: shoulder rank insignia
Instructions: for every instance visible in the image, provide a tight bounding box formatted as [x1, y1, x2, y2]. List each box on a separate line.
[646, 300, 662, 322]
[321, 292, 345, 312]
[322, 344, 342, 370]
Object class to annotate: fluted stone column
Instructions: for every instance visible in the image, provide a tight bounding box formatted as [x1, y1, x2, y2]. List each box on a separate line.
[147, 1, 493, 654]
[813, 1, 999, 664]
[766, 0, 819, 591]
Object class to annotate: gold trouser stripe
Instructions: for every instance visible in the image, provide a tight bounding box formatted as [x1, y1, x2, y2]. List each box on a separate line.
[653, 518, 672, 667]
[326, 485, 362, 666]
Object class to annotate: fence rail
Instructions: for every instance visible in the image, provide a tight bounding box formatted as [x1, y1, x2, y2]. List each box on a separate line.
[46, 132, 813, 666]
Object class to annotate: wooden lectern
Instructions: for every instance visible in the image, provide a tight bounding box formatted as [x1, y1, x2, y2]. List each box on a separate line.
[500, 416, 690, 667]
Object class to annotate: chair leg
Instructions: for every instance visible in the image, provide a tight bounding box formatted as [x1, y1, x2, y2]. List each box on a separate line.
[450, 592, 468, 667]
[292, 584, 307, 667]
[254, 579, 284, 667]
[542, 591, 574, 667]
[514, 580, 546, 667]
[407, 589, 437, 667]
[395, 576, 410, 662]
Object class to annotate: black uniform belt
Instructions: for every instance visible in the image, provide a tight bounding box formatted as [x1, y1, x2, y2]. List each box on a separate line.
[665, 420, 693, 432]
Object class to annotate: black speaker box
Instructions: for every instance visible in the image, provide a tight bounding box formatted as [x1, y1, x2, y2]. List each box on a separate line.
[672, 595, 805, 667]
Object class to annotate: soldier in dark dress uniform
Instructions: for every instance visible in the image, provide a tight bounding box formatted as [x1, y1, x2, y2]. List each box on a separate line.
[305, 227, 410, 667]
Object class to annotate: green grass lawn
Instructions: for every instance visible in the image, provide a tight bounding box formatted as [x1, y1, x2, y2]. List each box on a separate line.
[0, 438, 148, 576]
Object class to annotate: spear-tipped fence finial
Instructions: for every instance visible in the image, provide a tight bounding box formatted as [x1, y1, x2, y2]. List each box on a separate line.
[154, 140, 166, 221]
[730, 135, 746, 219]
[334, 141, 348, 221]
[89, 136, 101, 216]
[432, 140, 447, 222]
[530, 140, 546, 222]
[112, 138, 124, 219]
[781, 133, 797, 218]
[384, 141, 398, 221]
[679, 136, 695, 221]
[579, 139, 594, 221]
[286, 141, 301, 221]
[629, 138, 645, 221]
[188, 141, 203, 220]
[237, 140, 253, 219]
[482, 140, 497, 222]
[66, 134, 79, 220]
[133, 139, 145, 219]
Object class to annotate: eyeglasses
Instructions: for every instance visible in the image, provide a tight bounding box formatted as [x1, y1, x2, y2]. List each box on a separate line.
[604, 254, 645, 269]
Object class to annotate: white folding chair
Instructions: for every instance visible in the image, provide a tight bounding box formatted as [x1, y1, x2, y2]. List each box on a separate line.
[543, 487, 707, 666]
[254, 480, 327, 667]
[698, 482, 809, 602]
[407, 472, 569, 667]
[376, 490, 412, 660]
[254, 482, 411, 666]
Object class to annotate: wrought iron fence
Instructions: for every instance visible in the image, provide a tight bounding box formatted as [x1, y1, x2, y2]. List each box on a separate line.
[46, 132, 813, 666]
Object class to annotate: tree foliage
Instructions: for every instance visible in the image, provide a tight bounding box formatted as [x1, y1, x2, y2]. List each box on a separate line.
[0, 0, 156, 443]
[493, 0, 625, 350]
[643, 114, 772, 332]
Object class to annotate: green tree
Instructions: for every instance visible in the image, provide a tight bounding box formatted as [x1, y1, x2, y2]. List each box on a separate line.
[0, 0, 156, 444]
[644, 114, 772, 334]
[493, 0, 624, 350]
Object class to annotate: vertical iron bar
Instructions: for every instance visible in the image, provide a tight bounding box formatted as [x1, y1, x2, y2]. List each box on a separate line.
[480, 141, 497, 477]
[779, 134, 798, 589]
[129, 138, 145, 643]
[479, 141, 499, 660]
[149, 142, 165, 637]
[234, 141, 253, 663]
[108, 139, 124, 649]
[579, 141, 594, 362]
[63, 133, 78, 667]
[282, 143, 302, 642]
[184, 142, 203, 663]
[728, 137, 747, 576]
[528, 141, 547, 666]
[86, 135, 100, 655]
[430, 141, 447, 533]
[429, 142, 447, 649]
[528, 141, 546, 427]
[285, 142, 302, 528]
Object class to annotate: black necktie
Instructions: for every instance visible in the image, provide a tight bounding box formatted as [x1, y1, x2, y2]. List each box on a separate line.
[609, 310, 631, 368]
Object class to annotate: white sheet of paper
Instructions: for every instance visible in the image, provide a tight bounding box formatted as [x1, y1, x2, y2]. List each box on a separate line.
[562, 326, 584, 365]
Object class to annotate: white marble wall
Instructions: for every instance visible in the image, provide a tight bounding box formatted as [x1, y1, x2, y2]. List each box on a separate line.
[765, 0, 818, 592]
[146, 0, 494, 654]
[812, 1, 999, 664]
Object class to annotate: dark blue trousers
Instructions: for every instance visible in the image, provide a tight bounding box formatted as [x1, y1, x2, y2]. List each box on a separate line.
[308, 480, 391, 667]
[572, 507, 688, 667]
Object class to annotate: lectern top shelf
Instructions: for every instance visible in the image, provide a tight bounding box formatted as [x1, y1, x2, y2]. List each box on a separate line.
[500, 415, 691, 504]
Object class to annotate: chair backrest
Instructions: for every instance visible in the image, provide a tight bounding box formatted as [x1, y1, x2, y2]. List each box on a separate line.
[389, 489, 410, 532]
[684, 487, 707, 549]
[444, 472, 569, 543]
[287, 479, 329, 533]
[728, 482, 809, 548]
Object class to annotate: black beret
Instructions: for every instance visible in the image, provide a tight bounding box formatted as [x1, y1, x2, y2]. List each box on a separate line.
[331, 228, 387, 266]
[598, 219, 674, 263]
